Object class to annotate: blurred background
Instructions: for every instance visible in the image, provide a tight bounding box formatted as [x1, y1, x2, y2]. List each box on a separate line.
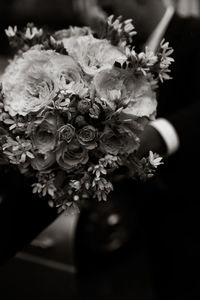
[1, 0, 200, 55]
[1, 1, 200, 299]
[0, 0, 80, 56]
[174, 0, 200, 16]
[0, 0, 199, 68]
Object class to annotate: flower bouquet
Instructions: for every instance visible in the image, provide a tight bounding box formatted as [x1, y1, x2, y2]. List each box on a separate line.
[0, 17, 173, 214]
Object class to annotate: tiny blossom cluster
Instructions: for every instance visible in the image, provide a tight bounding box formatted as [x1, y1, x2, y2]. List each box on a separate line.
[0, 17, 171, 213]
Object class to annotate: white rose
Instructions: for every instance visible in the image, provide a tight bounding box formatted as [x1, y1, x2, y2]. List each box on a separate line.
[62, 35, 126, 76]
[93, 68, 157, 118]
[1, 48, 83, 116]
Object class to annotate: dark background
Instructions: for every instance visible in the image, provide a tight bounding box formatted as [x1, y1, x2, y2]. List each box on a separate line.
[0, 0, 81, 55]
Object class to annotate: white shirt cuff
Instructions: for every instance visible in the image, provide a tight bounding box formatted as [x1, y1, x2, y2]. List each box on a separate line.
[149, 118, 180, 156]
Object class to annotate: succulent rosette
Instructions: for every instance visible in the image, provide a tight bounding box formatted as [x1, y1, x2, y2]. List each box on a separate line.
[58, 124, 76, 143]
[0, 16, 173, 213]
[77, 125, 98, 150]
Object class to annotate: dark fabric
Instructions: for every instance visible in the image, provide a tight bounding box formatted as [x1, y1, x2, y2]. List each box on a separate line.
[76, 14, 200, 299]
[158, 14, 200, 151]
[0, 0, 81, 55]
[71, 14, 200, 300]
[145, 14, 200, 299]
[154, 14, 200, 204]
[0, 167, 57, 264]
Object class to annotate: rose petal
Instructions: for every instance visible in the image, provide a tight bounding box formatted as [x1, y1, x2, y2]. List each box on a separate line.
[94, 68, 157, 117]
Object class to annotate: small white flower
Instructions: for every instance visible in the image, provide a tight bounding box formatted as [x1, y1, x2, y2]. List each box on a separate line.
[109, 89, 121, 101]
[70, 180, 81, 191]
[5, 26, 17, 37]
[25, 27, 43, 40]
[148, 151, 163, 168]
[144, 47, 158, 66]
[138, 47, 158, 67]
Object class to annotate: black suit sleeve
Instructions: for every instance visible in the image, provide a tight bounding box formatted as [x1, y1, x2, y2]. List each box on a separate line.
[167, 101, 200, 153]
[161, 15, 200, 155]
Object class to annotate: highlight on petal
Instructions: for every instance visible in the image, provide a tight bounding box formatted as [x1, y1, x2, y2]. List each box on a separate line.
[1, 49, 85, 116]
[62, 35, 126, 76]
[93, 68, 157, 117]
